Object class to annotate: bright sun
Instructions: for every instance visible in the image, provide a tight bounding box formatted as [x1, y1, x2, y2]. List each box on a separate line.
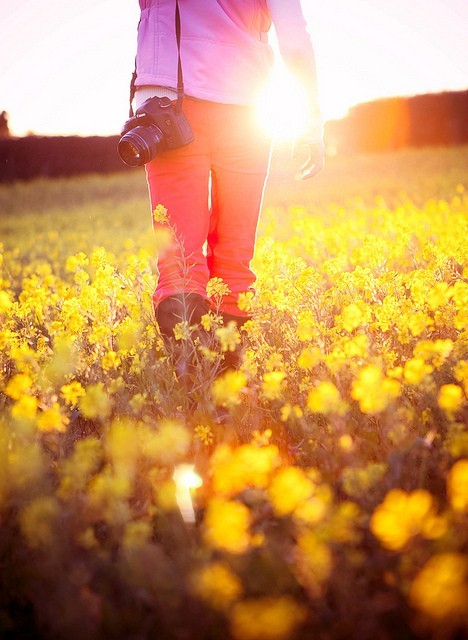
[255, 65, 311, 141]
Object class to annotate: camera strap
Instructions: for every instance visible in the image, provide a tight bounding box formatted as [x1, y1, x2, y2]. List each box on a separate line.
[175, 0, 184, 114]
[129, 0, 185, 117]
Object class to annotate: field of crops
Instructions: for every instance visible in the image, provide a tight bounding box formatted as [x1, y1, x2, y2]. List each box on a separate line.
[0, 145, 467, 639]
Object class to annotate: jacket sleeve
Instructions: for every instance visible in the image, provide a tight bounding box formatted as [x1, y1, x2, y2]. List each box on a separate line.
[266, 0, 321, 121]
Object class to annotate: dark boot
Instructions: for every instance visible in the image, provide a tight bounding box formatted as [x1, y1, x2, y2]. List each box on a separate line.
[155, 293, 209, 346]
[155, 293, 210, 380]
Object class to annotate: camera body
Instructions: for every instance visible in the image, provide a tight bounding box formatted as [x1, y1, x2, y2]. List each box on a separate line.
[118, 96, 194, 167]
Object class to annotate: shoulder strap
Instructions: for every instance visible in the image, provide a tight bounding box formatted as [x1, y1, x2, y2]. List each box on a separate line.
[129, 0, 185, 117]
[175, 0, 184, 113]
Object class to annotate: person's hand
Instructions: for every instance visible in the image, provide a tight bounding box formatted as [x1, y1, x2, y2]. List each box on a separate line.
[293, 133, 325, 180]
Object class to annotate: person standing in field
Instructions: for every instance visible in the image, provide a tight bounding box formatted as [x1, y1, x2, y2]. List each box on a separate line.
[129, 0, 324, 363]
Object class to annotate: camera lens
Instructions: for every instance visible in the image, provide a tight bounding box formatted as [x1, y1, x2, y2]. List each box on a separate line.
[118, 124, 165, 166]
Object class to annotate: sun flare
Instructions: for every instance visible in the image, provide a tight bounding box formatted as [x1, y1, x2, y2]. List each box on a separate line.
[255, 65, 311, 141]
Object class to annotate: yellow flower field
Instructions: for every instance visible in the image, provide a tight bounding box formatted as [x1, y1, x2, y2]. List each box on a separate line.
[0, 145, 467, 639]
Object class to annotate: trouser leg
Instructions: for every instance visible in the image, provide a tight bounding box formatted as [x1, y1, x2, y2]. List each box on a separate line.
[207, 103, 271, 316]
[144, 99, 211, 309]
[207, 167, 268, 315]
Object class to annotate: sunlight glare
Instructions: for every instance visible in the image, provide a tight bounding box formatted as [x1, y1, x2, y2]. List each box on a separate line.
[255, 65, 310, 141]
[173, 464, 203, 523]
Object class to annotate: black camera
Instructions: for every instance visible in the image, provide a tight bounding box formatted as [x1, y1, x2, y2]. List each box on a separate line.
[118, 96, 194, 167]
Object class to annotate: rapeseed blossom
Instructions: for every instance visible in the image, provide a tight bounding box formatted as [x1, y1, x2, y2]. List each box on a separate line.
[191, 562, 243, 611]
[437, 384, 465, 416]
[370, 489, 446, 550]
[409, 554, 468, 624]
[203, 497, 251, 554]
[216, 321, 241, 352]
[447, 458, 468, 513]
[229, 596, 306, 640]
[210, 442, 280, 496]
[0, 149, 467, 639]
[37, 403, 69, 433]
[306, 380, 345, 415]
[79, 382, 111, 419]
[5, 373, 33, 400]
[60, 381, 85, 405]
[351, 365, 400, 413]
[261, 370, 286, 400]
[268, 467, 316, 517]
[211, 370, 246, 407]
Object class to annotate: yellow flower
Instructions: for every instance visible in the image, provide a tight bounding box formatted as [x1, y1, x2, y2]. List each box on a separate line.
[409, 554, 468, 623]
[206, 277, 231, 299]
[58, 437, 102, 498]
[211, 370, 246, 408]
[351, 365, 400, 413]
[437, 384, 464, 415]
[0, 290, 12, 313]
[203, 497, 251, 554]
[338, 434, 354, 452]
[262, 370, 286, 401]
[88, 468, 132, 525]
[237, 290, 254, 313]
[297, 346, 322, 370]
[265, 351, 283, 371]
[447, 458, 468, 513]
[407, 311, 433, 337]
[106, 419, 141, 479]
[307, 381, 345, 415]
[191, 562, 243, 611]
[340, 302, 364, 332]
[268, 466, 315, 517]
[140, 420, 190, 466]
[194, 424, 214, 445]
[211, 443, 280, 496]
[427, 282, 450, 310]
[129, 392, 146, 414]
[152, 204, 169, 224]
[280, 403, 303, 421]
[37, 403, 69, 433]
[65, 252, 89, 272]
[5, 373, 33, 400]
[10, 396, 39, 422]
[230, 596, 306, 640]
[200, 311, 217, 332]
[413, 339, 453, 368]
[370, 489, 446, 551]
[343, 334, 369, 359]
[61, 381, 85, 406]
[173, 320, 191, 341]
[116, 319, 142, 352]
[403, 357, 434, 385]
[101, 350, 122, 371]
[79, 382, 112, 419]
[216, 321, 241, 352]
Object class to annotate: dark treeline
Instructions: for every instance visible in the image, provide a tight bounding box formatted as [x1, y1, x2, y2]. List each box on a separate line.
[326, 90, 468, 154]
[1, 90, 467, 182]
[0, 135, 135, 183]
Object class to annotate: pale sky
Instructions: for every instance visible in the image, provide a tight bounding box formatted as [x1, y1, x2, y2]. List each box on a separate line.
[1, 0, 467, 137]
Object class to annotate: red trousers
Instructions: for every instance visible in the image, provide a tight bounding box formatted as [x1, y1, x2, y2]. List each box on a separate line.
[145, 98, 271, 316]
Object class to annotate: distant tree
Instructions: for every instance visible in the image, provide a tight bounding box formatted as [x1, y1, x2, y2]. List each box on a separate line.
[0, 111, 10, 138]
